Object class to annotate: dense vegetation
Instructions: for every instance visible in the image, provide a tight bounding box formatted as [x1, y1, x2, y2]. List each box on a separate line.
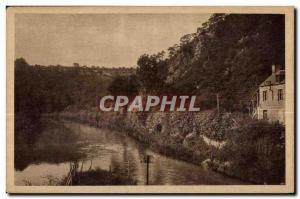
[216, 120, 285, 184]
[15, 58, 112, 115]
[135, 14, 284, 111]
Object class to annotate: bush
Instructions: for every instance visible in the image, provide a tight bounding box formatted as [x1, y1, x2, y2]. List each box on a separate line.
[219, 121, 285, 184]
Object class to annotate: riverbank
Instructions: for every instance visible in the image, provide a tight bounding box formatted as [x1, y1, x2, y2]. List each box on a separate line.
[48, 108, 285, 184]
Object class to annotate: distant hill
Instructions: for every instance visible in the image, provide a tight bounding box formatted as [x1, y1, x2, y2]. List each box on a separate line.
[15, 58, 138, 115]
[33, 64, 136, 78]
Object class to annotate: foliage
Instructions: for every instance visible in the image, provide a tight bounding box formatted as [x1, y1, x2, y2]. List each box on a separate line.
[218, 121, 285, 184]
[136, 52, 168, 93]
[108, 75, 139, 95]
[140, 14, 285, 111]
[15, 58, 113, 115]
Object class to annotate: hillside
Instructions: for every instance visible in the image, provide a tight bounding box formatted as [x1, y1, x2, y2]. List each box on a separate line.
[137, 14, 285, 111]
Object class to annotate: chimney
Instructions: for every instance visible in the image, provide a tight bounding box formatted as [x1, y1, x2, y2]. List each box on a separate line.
[272, 64, 276, 73]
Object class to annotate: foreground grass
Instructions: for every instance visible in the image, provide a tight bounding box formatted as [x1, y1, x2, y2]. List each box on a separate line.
[60, 167, 137, 186]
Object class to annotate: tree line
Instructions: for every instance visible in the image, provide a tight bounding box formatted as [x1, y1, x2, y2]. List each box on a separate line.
[15, 58, 113, 123]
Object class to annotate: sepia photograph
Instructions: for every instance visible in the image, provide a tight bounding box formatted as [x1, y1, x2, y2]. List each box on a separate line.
[6, 6, 294, 194]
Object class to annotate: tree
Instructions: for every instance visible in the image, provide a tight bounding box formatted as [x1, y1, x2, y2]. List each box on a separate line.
[108, 75, 139, 95]
[136, 52, 168, 93]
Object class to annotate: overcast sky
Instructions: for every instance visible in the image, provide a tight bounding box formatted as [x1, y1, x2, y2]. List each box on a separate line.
[15, 13, 211, 67]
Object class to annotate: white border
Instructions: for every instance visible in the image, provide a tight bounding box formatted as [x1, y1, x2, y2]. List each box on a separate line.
[1, 0, 299, 198]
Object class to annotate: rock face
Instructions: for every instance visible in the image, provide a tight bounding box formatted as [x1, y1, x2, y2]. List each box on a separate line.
[165, 33, 201, 84]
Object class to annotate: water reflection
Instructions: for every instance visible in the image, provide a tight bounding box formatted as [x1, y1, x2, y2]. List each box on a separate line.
[15, 119, 246, 185]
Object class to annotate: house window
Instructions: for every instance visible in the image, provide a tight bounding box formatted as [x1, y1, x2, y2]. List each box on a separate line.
[263, 90, 267, 101]
[278, 89, 283, 100]
[271, 90, 274, 100]
[263, 110, 268, 120]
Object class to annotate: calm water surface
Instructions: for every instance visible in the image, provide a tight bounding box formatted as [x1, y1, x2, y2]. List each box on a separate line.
[15, 119, 245, 185]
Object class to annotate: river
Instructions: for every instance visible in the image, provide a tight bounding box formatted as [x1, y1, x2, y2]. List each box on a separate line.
[15, 119, 246, 185]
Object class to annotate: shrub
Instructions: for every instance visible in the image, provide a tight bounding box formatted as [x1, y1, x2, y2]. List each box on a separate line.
[219, 121, 285, 184]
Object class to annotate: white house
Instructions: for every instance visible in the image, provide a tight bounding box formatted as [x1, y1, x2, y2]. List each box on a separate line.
[256, 65, 285, 124]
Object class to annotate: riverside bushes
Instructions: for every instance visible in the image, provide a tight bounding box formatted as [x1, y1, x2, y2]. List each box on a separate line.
[216, 121, 285, 184]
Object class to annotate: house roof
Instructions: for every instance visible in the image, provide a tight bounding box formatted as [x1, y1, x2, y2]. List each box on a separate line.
[260, 70, 285, 87]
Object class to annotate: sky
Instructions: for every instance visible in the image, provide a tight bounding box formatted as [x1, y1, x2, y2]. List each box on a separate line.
[15, 13, 211, 67]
